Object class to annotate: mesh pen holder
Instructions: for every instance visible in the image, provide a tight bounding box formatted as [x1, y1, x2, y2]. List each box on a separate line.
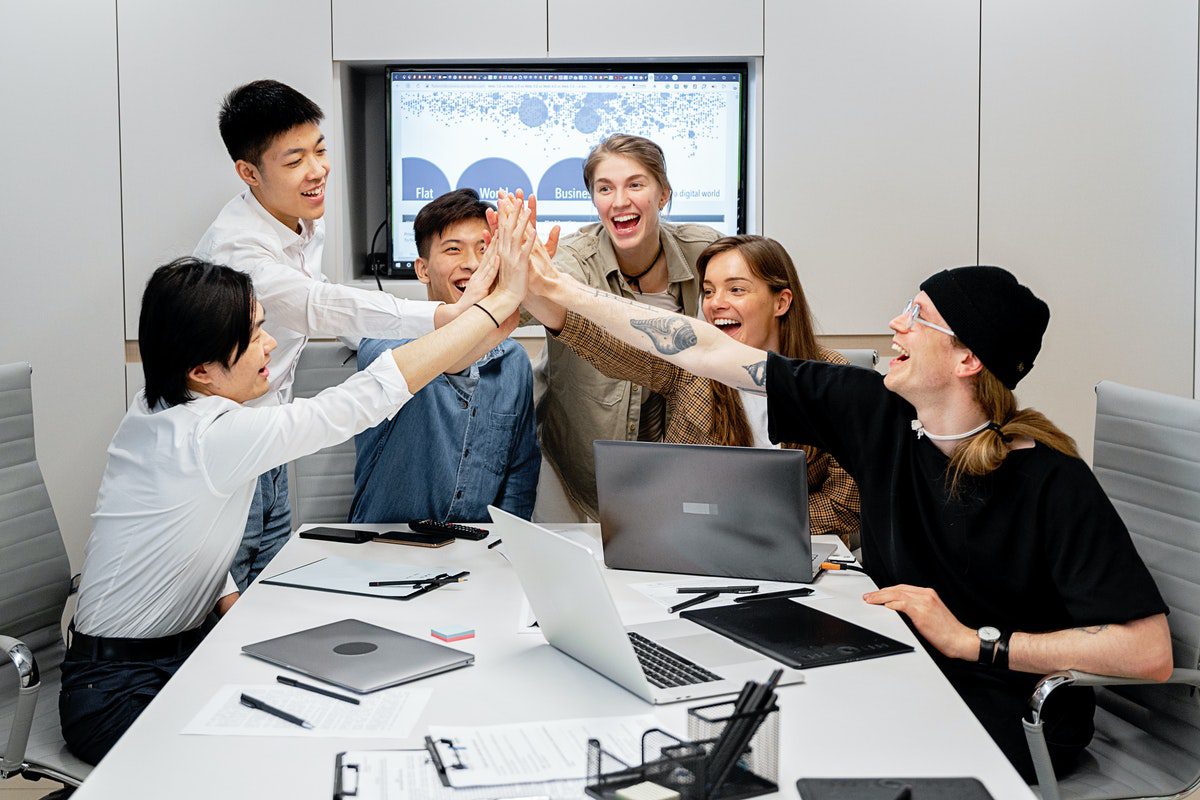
[584, 702, 779, 800]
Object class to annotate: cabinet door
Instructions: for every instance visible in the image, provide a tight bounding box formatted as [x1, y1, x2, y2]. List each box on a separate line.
[548, 0, 763, 58]
[1, 2, 126, 566]
[334, 0, 547, 60]
[762, 0, 979, 334]
[979, 0, 1196, 454]
[118, 0, 333, 337]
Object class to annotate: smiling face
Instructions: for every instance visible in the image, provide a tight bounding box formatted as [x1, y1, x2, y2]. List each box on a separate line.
[883, 291, 965, 404]
[189, 301, 275, 404]
[590, 154, 671, 258]
[702, 249, 792, 352]
[414, 218, 489, 304]
[236, 122, 329, 232]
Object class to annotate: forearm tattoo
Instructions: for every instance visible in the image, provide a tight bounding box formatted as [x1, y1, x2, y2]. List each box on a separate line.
[744, 360, 767, 388]
[630, 317, 698, 355]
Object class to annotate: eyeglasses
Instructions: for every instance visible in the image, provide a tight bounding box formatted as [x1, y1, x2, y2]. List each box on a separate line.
[897, 297, 955, 337]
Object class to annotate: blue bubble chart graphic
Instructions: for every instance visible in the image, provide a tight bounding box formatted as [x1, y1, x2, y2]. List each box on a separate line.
[457, 158, 533, 198]
[401, 157, 450, 201]
[518, 96, 549, 127]
[537, 158, 589, 202]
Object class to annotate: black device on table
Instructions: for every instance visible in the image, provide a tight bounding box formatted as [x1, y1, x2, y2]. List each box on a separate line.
[297, 527, 375, 544]
[408, 519, 489, 541]
[373, 530, 454, 548]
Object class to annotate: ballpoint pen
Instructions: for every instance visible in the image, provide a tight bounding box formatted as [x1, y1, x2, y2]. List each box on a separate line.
[668, 591, 719, 614]
[734, 587, 814, 603]
[368, 573, 451, 587]
[403, 570, 470, 599]
[676, 585, 759, 594]
[820, 562, 866, 573]
[277, 675, 360, 705]
[239, 693, 313, 729]
[486, 538, 504, 549]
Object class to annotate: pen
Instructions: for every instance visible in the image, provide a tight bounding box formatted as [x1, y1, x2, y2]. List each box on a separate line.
[676, 585, 759, 594]
[403, 570, 470, 599]
[239, 693, 313, 729]
[369, 573, 451, 587]
[487, 539, 503, 549]
[668, 591, 718, 614]
[734, 587, 814, 603]
[277, 675, 360, 705]
[820, 562, 867, 573]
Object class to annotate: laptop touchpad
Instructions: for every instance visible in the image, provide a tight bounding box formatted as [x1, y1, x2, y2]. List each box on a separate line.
[666, 633, 758, 667]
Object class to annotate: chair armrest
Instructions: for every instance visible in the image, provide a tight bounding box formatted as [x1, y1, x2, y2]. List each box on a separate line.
[1024, 668, 1200, 800]
[0, 635, 41, 778]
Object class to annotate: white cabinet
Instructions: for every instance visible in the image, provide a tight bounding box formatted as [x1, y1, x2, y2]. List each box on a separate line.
[979, 0, 1196, 453]
[762, 0, 979, 334]
[548, 0, 763, 58]
[333, 0, 548, 60]
[0, 2, 126, 566]
[117, 0, 333, 337]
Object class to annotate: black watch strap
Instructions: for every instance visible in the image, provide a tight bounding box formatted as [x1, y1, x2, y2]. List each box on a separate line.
[993, 631, 1012, 670]
[977, 635, 997, 666]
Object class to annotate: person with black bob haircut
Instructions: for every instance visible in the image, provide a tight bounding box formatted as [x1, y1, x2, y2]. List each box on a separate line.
[522, 241, 1172, 782]
[61, 195, 534, 764]
[195, 79, 510, 595]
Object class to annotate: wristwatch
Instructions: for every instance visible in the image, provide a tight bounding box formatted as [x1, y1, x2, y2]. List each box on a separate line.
[976, 626, 1001, 666]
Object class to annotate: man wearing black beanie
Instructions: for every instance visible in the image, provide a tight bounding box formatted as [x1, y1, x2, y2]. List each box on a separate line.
[527, 257, 1171, 783]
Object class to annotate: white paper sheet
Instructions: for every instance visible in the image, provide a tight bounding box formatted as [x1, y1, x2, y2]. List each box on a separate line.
[260, 556, 446, 598]
[629, 575, 829, 610]
[182, 683, 431, 738]
[336, 750, 584, 799]
[427, 714, 660, 787]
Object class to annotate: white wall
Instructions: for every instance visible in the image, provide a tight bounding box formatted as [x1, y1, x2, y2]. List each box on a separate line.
[0, 1, 127, 568]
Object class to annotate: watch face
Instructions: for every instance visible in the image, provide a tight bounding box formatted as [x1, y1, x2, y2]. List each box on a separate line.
[979, 626, 1001, 642]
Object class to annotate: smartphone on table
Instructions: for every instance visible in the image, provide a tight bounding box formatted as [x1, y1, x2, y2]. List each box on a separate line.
[297, 527, 375, 544]
[372, 530, 454, 548]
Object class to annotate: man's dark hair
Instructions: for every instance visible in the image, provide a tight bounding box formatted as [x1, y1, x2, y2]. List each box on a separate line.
[413, 189, 492, 260]
[218, 79, 324, 166]
[139, 257, 256, 408]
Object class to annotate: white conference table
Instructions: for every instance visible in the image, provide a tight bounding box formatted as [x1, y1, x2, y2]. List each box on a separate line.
[72, 524, 1035, 799]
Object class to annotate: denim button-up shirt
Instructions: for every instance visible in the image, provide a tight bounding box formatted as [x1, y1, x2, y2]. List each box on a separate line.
[348, 338, 539, 523]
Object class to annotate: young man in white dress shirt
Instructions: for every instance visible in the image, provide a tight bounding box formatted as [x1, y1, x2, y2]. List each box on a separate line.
[60, 198, 535, 763]
[194, 80, 496, 592]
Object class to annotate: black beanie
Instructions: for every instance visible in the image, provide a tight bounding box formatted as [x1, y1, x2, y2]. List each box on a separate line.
[918, 266, 1049, 389]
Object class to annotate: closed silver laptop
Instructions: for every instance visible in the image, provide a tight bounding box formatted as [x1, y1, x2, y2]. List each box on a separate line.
[594, 441, 838, 583]
[489, 506, 804, 705]
[242, 618, 473, 694]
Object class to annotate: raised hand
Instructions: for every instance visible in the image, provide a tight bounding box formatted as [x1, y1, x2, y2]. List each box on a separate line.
[493, 191, 535, 304]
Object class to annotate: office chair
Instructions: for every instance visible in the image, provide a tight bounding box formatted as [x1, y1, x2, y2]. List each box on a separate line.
[0, 362, 92, 790]
[288, 342, 359, 525]
[1024, 381, 1200, 800]
[833, 348, 878, 370]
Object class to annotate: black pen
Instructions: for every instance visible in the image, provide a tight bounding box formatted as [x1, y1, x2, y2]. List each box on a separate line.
[668, 591, 719, 614]
[676, 585, 759, 595]
[277, 675, 360, 705]
[369, 573, 450, 588]
[486, 538, 503, 549]
[734, 587, 814, 603]
[239, 693, 313, 729]
[403, 570, 470, 599]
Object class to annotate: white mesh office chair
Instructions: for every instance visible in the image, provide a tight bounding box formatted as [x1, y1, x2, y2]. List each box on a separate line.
[0, 362, 91, 791]
[1024, 380, 1200, 800]
[287, 342, 359, 525]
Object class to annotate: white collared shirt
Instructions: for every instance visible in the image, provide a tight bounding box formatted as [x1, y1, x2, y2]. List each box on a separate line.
[73, 353, 412, 639]
[193, 189, 438, 406]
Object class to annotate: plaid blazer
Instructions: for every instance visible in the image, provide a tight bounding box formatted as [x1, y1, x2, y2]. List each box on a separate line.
[558, 312, 861, 544]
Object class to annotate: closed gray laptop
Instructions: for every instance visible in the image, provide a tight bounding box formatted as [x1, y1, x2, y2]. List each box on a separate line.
[594, 441, 838, 583]
[242, 618, 473, 694]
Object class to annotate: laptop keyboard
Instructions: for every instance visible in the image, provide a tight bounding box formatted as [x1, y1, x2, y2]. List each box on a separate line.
[628, 632, 722, 688]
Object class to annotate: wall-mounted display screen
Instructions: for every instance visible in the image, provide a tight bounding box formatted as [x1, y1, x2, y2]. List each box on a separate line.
[386, 64, 747, 277]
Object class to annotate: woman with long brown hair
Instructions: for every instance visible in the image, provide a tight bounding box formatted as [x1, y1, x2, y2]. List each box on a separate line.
[532, 233, 860, 542]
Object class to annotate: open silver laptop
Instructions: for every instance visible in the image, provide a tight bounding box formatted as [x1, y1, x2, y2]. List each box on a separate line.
[594, 441, 838, 583]
[489, 506, 804, 705]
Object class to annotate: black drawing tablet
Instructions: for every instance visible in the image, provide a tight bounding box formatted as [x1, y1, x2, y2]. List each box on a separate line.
[681, 598, 913, 669]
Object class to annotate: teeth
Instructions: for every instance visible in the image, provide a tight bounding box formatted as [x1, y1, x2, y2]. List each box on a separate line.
[713, 319, 739, 327]
[613, 214, 638, 222]
[891, 343, 910, 357]
[301, 186, 323, 197]
[454, 281, 468, 290]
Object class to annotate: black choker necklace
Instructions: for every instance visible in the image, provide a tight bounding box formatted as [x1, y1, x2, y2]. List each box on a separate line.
[621, 242, 664, 293]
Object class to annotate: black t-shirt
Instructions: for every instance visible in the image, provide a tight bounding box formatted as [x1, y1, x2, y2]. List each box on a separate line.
[765, 354, 1168, 770]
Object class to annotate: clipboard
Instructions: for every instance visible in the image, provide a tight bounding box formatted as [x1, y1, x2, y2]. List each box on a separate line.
[334, 749, 583, 799]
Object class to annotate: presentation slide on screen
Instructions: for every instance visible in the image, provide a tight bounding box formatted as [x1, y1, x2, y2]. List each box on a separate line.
[388, 70, 744, 268]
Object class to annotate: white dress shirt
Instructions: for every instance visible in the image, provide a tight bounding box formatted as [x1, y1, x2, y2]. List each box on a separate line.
[73, 353, 411, 639]
[194, 189, 438, 406]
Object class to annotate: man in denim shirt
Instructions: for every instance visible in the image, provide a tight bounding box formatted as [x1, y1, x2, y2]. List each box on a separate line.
[349, 190, 540, 523]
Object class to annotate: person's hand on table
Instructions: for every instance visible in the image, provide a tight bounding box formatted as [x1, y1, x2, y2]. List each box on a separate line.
[863, 584, 976, 661]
